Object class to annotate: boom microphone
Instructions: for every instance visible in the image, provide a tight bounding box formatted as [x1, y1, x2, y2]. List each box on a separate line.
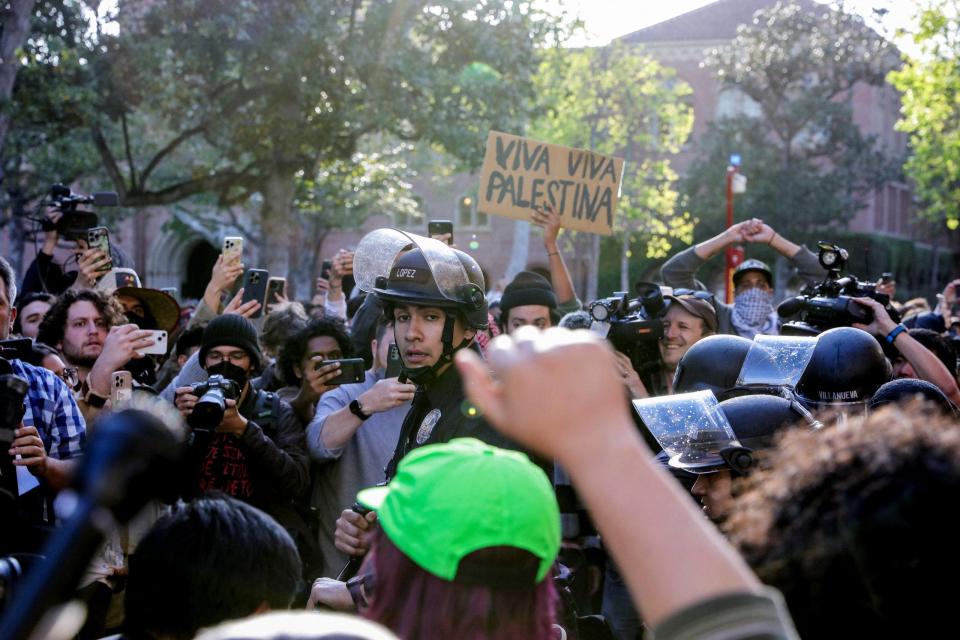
[0, 398, 185, 640]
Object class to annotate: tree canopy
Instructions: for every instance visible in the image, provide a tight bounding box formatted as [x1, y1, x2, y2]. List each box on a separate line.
[530, 43, 695, 296]
[889, 1, 960, 228]
[682, 1, 899, 243]
[86, 0, 567, 283]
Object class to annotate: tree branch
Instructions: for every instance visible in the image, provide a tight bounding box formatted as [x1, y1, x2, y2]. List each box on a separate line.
[121, 163, 258, 207]
[139, 123, 208, 187]
[121, 111, 138, 190]
[90, 124, 129, 201]
[223, 205, 258, 239]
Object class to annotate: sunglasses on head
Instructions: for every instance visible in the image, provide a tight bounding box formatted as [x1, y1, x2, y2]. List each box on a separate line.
[672, 288, 714, 301]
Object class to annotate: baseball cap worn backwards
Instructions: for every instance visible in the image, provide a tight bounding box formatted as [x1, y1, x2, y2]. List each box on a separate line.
[357, 438, 560, 584]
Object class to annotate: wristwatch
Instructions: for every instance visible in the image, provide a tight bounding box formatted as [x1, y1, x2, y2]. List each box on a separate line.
[349, 398, 371, 421]
[81, 380, 108, 408]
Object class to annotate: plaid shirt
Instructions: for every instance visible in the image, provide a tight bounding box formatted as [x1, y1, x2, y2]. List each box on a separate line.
[11, 359, 86, 460]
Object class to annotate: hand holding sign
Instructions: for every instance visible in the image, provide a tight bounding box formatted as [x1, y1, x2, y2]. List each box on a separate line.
[478, 131, 624, 236]
[531, 203, 562, 250]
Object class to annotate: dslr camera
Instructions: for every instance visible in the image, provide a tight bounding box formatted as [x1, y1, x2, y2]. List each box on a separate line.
[187, 375, 240, 431]
[588, 282, 666, 377]
[44, 183, 118, 240]
[778, 242, 900, 335]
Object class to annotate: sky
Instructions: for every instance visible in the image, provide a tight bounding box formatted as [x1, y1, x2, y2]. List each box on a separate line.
[96, 1, 923, 54]
[547, 0, 919, 51]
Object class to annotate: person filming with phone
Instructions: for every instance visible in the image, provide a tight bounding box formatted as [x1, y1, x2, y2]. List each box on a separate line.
[36, 289, 159, 418]
[307, 318, 415, 576]
[277, 316, 355, 426]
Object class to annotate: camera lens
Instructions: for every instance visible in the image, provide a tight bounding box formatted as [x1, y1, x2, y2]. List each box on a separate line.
[189, 387, 226, 429]
[589, 301, 610, 322]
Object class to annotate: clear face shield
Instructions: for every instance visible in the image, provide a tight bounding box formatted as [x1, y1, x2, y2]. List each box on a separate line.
[632, 390, 749, 474]
[353, 228, 472, 304]
[731, 335, 823, 427]
[799, 399, 868, 429]
[735, 335, 817, 391]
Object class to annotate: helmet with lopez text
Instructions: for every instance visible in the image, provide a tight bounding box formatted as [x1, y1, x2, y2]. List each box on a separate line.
[356, 229, 487, 384]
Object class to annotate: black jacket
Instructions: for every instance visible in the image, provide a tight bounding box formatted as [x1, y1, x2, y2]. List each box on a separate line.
[183, 386, 310, 511]
[385, 361, 537, 480]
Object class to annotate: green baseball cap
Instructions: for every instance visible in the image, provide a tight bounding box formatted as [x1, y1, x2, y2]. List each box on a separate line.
[357, 438, 560, 584]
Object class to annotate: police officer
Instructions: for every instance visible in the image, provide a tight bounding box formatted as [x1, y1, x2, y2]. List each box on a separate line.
[333, 232, 524, 559]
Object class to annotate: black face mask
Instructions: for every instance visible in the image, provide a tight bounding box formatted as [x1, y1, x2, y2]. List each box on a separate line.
[125, 309, 157, 330]
[205, 361, 249, 390]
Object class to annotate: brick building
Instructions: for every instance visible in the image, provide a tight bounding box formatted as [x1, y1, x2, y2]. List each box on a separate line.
[618, 0, 952, 293]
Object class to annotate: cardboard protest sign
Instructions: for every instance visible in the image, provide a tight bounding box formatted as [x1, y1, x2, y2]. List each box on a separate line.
[477, 131, 625, 236]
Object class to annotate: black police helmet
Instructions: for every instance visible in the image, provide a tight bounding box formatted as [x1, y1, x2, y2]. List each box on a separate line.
[795, 326, 891, 406]
[673, 334, 754, 400]
[373, 246, 487, 330]
[720, 394, 815, 451]
[452, 248, 489, 330]
[869, 378, 959, 418]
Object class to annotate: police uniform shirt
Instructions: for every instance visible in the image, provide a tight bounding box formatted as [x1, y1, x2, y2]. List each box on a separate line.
[386, 362, 518, 480]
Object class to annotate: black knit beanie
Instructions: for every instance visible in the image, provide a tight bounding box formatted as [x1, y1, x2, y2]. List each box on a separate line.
[198, 314, 262, 370]
[499, 271, 558, 316]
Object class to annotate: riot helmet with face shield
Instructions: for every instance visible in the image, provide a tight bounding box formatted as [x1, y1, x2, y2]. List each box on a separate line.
[673, 334, 754, 401]
[794, 326, 891, 410]
[355, 229, 486, 385]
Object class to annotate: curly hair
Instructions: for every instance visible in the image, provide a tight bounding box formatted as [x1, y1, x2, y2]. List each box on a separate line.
[724, 402, 960, 637]
[260, 301, 309, 357]
[277, 316, 352, 385]
[36, 289, 126, 348]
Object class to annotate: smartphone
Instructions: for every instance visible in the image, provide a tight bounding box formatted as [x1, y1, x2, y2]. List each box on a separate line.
[241, 268, 269, 318]
[428, 220, 454, 245]
[385, 344, 403, 378]
[86, 226, 113, 273]
[266, 277, 287, 308]
[112, 371, 133, 405]
[320, 259, 333, 280]
[223, 236, 243, 265]
[315, 358, 366, 385]
[137, 330, 168, 356]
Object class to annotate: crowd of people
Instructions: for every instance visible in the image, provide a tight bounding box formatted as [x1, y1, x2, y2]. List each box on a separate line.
[1, 205, 959, 640]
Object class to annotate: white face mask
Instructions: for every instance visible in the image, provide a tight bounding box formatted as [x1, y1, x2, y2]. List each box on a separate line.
[734, 288, 775, 326]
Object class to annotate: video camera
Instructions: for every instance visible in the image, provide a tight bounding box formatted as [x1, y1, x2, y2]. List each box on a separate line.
[588, 282, 666, 376]
[777, 242, 901, 335]
[44, 183, 118, 239]
[187, 375, 240, 431]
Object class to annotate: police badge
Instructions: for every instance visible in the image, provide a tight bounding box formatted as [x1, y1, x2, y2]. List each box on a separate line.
[416, 409, 442, 444]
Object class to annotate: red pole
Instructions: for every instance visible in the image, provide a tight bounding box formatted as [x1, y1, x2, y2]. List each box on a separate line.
[725, 165, 737, 304]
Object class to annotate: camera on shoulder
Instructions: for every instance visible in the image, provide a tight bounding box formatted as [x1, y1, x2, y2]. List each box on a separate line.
[44, 183, 118, 240]
[587, 281, 666, 377]
[778, 241, 901, 335]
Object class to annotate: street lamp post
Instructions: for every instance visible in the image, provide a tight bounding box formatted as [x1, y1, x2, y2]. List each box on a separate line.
[725, 154, 746, 304]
